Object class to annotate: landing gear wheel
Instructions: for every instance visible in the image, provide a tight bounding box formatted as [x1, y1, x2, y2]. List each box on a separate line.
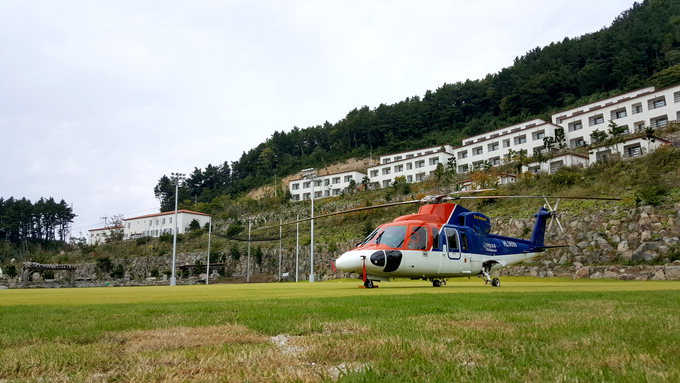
[432, 279, 442, 287]
[491, 278, 501, 287]
[364, 279, 374, 288]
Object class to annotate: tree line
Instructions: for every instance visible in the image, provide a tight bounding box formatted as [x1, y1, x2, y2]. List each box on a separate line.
[155, 0, 680, 210]
[0, 197, 76, 244]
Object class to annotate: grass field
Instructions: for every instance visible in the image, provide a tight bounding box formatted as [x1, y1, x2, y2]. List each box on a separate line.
[2, 278, 680, 382]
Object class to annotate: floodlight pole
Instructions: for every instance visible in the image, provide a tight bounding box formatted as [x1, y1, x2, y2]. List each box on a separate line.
[205, 216, 212, 285]
[302, 168, 316, 283]
[170, 172, 185, 286]
[246, 219, 251, 283]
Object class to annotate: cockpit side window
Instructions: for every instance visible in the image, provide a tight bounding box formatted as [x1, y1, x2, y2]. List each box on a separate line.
[407, 226, 428, 250]
[430, 227, 440, 250]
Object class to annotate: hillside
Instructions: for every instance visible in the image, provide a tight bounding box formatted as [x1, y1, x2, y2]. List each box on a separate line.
[153, 0, 680, 211]
[3, 124, 680, 287]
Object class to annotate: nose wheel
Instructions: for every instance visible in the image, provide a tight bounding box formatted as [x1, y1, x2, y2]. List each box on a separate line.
[364, 279, 375, 288]
[430, 278, 446, 287]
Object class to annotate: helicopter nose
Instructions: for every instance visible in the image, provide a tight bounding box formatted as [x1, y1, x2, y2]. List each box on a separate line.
[335, 251, 363, 272]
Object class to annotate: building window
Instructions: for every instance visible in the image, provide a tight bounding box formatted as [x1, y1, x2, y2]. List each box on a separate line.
[674, 91, 680, 103]
[314, 191, 322, 198]
[406, 154, 414, 159]
[382, 158, 391, 164]
[514, 135, 527, 145]
[292, 194, 300, 201]
[490, 157, 501, 166]
[502, 139, 510, 148]
[429, 157, 439, 165]
[473, 147, 483, 155]
[394, 156, 402, 161]
[415, 160, 425, 168]
[568, 121, 583, 131]
[625, 144, 642, 157]
[570, 137, 585, 148]
[634, 121, 645, 132]
[488, 142, 499, 151]
[324, 179, 330, 186]
[332, 189, 341, 196]
[406, 162, 413, 170]
[611, 108, 627, 120]
[292, 183, 300, 190]
[651, 115, 668, 128]
[589, 114, 605, 126]
[532, 131, 545, 140]
[407, 175, 413, 182]
[314, 180, 322, 187]
[648, 97, 666, 110]
[415, 173, 426, 181]
[458, 151, 468, 159]
[382, 168, 391, 175]
[394, 165, 403, 172]
[549, 160, 564, 174]
[382, 180, 391, 188]
[370, 170, 378, 177]
[458, 164, 469, 173]
[303, 181, 310, 188]
[344, 175, 352, 182]
[632, 103, 643, 114]
[472, 161, 484, 170]
[332, 177, 340, 184]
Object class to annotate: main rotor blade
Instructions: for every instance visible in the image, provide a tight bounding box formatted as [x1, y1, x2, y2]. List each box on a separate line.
[446, 195, 621, 201]
[254, 199, 421, 231]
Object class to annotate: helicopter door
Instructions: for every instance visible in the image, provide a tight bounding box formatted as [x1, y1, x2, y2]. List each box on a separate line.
[444, 228, 461, 260]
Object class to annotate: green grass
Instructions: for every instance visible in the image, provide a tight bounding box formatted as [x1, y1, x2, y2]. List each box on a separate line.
[2, 279, 680, 382]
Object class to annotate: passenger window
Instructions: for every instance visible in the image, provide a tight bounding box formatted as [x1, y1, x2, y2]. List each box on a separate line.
[445, 229, 459, 251]
[461, 233, 468, 251]
[407, 226, 428, 250]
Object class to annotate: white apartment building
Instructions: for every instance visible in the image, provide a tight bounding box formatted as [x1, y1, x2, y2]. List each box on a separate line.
[552, 85, 680, 148]
[453, 119, 560, 173]
[88, 226, 123, 245]
[366, 145, 456, 189]
[123, 210, 211, 239]
[289, 170, 366, 201]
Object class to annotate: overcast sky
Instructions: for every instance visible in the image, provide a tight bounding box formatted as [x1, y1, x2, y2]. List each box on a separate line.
[0, 0, 635, 237]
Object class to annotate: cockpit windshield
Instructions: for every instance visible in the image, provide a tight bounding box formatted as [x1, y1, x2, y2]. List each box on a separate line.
[363, 225, 407, 248]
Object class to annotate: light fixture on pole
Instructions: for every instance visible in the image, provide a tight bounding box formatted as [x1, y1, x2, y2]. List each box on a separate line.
[302, 168, 316, 283]
[170, 172, 186, 286]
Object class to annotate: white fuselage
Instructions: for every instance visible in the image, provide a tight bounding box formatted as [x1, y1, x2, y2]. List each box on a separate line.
[335, 248, 541, 280]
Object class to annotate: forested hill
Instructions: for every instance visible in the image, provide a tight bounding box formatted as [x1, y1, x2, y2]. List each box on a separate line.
[155, 0, 680, 211]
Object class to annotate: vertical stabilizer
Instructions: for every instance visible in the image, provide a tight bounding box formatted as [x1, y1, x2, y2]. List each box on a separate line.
[530, 207, 552, 249]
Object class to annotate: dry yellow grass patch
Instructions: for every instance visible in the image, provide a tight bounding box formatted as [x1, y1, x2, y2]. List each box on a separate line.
[116, 324, 265, 352]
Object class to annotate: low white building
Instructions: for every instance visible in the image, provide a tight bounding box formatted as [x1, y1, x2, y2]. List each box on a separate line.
[88, 226, 124, 245]
[523, 153, 589, 174]
[366, 145, 455, 189]
[289, 170, 366, 201]
[588, 136, 671, 164]
[123, 210, 211, 239]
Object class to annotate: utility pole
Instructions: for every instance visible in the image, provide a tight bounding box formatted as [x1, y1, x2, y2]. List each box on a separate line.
[302, 168, 316, 283]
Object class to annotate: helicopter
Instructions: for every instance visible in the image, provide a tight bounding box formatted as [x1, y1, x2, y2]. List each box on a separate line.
[251, 192, 619, 288]
[329, 194, 619, 288]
